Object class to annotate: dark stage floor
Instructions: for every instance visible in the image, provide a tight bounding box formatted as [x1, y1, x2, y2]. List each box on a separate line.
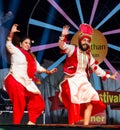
[0, 124, 120, 130]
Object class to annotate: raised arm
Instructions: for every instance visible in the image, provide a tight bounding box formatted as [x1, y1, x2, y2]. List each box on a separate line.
[6, 24, 20, 54]
[7, 24, 20, 41]
[58, 25, 70, 50]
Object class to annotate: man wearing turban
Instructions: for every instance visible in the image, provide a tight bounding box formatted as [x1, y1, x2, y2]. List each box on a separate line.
[58, 23, 118, 125]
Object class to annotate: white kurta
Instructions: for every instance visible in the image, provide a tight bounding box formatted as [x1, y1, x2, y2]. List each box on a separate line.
[59, 43, 110, 104]
[4, 41, 46, 94]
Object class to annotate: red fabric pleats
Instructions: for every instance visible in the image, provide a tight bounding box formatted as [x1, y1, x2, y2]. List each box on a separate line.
[4, 75, 45, 124]
[60, 80, 106, 124]
[60, 80, 82, 124]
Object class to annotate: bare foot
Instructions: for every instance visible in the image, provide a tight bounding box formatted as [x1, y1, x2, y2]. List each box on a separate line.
[27, 121, 35, 125]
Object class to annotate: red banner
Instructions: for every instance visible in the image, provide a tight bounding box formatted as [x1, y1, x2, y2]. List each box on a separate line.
[48, 90, 120, 124]
[76, 112, 106, 125]
[97, 90, 120, 105]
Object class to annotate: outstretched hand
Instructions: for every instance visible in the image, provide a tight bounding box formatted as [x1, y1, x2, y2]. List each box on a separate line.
[7, 24, 20, 41]
[46, 68, 57, 74]
[110, 71, 118, 80]
[11, 24, 20, 33]
[61, 25, 70, 36]
[49, 68, 57, 74]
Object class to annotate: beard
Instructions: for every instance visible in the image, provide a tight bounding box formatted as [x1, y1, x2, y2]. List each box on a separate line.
[79, 43, 90, 51]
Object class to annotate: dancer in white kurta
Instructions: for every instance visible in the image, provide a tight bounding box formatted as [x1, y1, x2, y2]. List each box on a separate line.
[3, 24, 57, 125]
[58, 24, 118, 125]
[4, 40, 44, 94]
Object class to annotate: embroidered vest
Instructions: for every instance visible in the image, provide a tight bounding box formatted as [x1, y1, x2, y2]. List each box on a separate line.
[63, 47, 78, 75]
[63, 46, 91, 78]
